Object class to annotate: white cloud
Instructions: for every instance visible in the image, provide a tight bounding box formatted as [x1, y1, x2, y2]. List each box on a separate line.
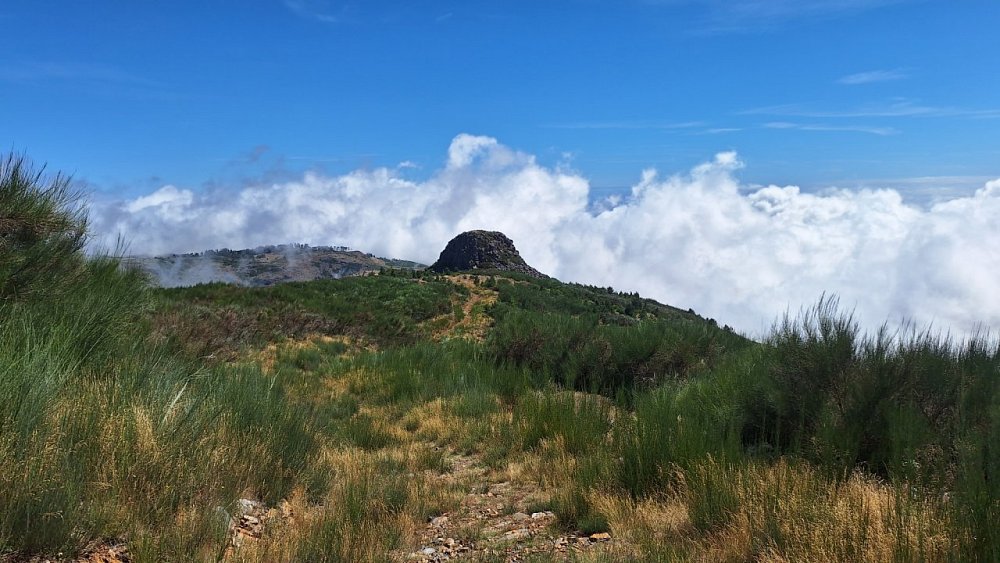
[643, 0, 917, 33]
[90, 134, 1000, 337]
[837, 68, 909, 85]
[284, 0, 340, 23]
[124, 185, 193, 215]
[745, 100, 1000, 119]
[445, 133, 502, 168]
[763, 121, 898, 135]
[542, 120, 704, 130]
[0, 61, 156, 86]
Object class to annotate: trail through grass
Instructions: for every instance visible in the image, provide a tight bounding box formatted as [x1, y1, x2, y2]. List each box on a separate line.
[2, 153, 996, 561]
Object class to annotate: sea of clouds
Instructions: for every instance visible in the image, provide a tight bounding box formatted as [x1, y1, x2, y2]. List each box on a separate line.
[89, 134, 1000, 337]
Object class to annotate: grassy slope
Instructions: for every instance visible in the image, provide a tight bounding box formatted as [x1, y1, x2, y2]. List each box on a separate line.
[5, 257, 997, 561]
[1, 153, 997, 560]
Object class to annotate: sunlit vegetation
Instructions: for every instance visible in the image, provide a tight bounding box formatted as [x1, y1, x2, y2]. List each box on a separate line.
[2, 153, 997, 561]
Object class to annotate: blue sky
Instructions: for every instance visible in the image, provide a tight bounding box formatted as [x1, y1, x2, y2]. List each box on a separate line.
[2, 0, 998, 199]
[5, 1, 1000, 334]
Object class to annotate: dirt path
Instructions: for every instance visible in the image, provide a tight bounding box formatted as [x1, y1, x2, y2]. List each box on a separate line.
[431, 275, 498, 342]
[399, 452, 617, 562]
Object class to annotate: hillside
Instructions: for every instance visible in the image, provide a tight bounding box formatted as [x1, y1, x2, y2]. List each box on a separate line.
[2, 154, 998, 562]
[132, 244, 423, 288]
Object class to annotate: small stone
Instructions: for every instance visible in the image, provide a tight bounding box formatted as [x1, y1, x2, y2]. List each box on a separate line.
[590, 532, 612, 541]
[238, 498, 260, 513]
[530, 511, 549, 520]
[421, 547, 436, 555]
[503, 528, 531, 541]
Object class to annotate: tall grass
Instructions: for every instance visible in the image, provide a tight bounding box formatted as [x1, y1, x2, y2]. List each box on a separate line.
[0, 154, 322, 558]
[648, 297, 999, 560]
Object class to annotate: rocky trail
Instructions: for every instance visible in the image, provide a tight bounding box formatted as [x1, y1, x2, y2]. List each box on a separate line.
[210, 449, 621, 562]
[400, 453, 618, 562]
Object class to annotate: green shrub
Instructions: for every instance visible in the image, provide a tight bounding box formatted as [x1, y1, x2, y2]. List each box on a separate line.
[0, 153, 88, 302]
[514, 392, 611, 455]
[487, 304, 747, 394]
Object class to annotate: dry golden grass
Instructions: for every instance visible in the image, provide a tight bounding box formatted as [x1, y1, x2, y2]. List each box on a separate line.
[593, 493, 690, 550]
[712, 461, 951, 562]
[585, 458, 956, 562]
[398, 398, 468, 444]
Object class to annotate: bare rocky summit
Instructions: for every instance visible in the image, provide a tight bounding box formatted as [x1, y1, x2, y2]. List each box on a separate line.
[428, 230, 545, 278]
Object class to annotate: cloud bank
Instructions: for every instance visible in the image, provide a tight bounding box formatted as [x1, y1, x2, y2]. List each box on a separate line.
[89, 134, 1000, 337]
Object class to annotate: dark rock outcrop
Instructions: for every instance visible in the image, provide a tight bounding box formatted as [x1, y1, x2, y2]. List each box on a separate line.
[428, 230, 545, 277]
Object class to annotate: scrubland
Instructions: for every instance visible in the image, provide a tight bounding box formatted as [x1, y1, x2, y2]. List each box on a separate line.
[2, 154, 997, 561]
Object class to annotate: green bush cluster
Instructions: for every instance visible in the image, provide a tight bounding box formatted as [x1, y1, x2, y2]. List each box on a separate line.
[0, 154, 88, 302]
[746, 298, 1000, 560]
[597, 298, 997, 560]
[151, 274, 461, 361]
[487, 302, 748, 394]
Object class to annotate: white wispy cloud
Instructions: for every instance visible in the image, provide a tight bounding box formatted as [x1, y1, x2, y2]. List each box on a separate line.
[838, 68, 910, 85]
[0, 61, 177, 100]
[744, 99, 1000, 119]
[764, 121, 898, 135]
[721, 0, 910, 20]
[90, 134, 1000, 337]
[0, 61, 161, 87]
[542, 120, 705, 130]
[644, 0, 917, 33]
[284, 0, 340, 23]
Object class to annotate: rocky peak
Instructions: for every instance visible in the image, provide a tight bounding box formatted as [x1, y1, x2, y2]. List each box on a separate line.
[428, 230, 544, 277]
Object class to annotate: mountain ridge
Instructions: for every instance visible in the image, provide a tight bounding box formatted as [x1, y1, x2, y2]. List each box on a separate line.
[131, 243, 423, 288]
